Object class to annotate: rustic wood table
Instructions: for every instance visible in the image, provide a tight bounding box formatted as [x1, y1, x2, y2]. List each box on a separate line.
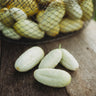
[0, 20, 96, 96]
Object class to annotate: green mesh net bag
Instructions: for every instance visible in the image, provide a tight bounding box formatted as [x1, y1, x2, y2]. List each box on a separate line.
[0, 0, 95, 44]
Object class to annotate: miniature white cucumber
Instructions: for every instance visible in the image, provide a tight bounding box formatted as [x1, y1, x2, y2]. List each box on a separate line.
[80, 0, 93, 21]
[6, 0, 39, 16]
[34, 69, 71, 87]
[46, 24, 60, 37]
[66, 0, 83, 19]
[15, 47, 44, 72]
[39, 1, 65, 32]
[60, 49, 79, 71]
[36, 10, 44, 23]
[39, 49, 62, 69]
[60, 18, 84, 33]
[13, 19, 45, 39]
[9, 7, 27, 21]
[37, 10, 60, 37]
[0, 22, 6, 31]
[0, 8, 15, 27]
[2, 27, 21, 40]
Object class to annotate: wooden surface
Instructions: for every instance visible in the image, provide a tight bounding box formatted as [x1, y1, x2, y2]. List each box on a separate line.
[1, 20, 96, 96]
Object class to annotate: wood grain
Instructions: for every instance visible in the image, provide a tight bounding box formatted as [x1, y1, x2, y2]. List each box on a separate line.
[66, 20, 96, 96]
[0, 20, 96, 96]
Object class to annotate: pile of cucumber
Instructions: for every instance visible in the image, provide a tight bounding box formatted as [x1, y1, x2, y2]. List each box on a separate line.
[0, 0, 94, 40]
[14, 46, 79, 87]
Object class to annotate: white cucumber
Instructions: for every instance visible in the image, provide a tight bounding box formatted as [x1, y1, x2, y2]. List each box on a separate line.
[39, 1, 65, 32]
[2, 27, 21, 40]
[66, 0, 83, 19]
[34, 69, 71, 87]
[60, 49, 79, 71]
[9, 7, 27, 21]
[39, 49, 62, 69]
[0, 8, 15, 27]
[13, 19, 45, 39]
[15, 46, 44, 72]
[0, 22, 6, 31]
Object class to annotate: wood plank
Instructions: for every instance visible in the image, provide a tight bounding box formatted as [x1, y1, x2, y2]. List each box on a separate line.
[1, 40, 68, 96]
[1, 20, 96, 96]
[66, 20, 96, 96]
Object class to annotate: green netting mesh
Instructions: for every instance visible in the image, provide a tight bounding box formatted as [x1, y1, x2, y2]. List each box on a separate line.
[0, 0, 95, 44]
